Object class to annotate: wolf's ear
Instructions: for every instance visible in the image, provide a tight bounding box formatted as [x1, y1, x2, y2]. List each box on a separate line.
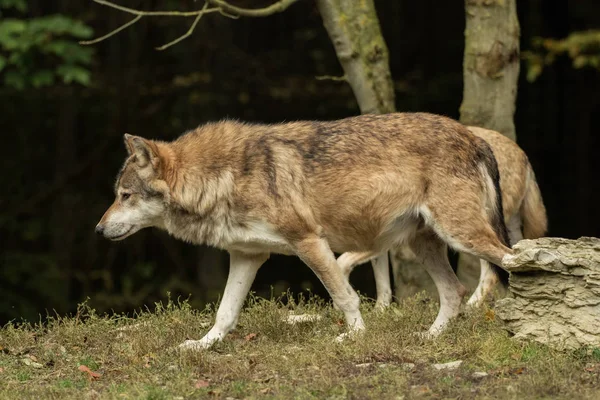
[123, 133, 156, 168]
[123, 133, 135, 155]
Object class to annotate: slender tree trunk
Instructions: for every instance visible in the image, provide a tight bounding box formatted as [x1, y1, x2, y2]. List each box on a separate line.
[459, 0, 520, 140]
[457, 0, 520, 291]
[316, 0, 395, 114]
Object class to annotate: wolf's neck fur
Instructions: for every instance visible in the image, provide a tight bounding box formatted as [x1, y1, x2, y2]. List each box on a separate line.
[162, 168, 241, 248]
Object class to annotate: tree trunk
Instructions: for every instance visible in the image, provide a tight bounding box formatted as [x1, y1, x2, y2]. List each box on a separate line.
[316, 0, 395, 114]
[459, 0, 520, 140]
[496, 237, 600, 350]
[457, 0, 520, 294]
[390, 245, 438, 301]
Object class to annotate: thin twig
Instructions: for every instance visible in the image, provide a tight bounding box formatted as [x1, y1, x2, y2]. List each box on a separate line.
[156, 3, 208, 51]
[89, 0, 220, 17]
[315, 75, 348, 82]
[82, 0, 300, 48]
[207, 0, 300, 17]
[79, 15, 142, 45]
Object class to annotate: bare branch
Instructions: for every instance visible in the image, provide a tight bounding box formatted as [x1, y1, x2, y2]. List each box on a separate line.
[82, 0, 300, 48]
[207, 0, 300, 17]
[79, 15, 142, 45]
[156, 3, 208, 51]
[315, 74, 348, 82]
[89, 0, 220, 17]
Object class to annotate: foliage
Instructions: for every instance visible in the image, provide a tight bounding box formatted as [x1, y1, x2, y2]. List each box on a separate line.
[524, 30, 600, 82]
[0, 0, 94, 89]
[1, 295, 600, 399]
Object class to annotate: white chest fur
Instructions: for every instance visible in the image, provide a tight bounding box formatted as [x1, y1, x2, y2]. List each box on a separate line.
[226, 220, 293, 255]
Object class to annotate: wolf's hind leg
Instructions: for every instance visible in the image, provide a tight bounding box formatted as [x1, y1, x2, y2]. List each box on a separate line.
[179, 251, 268, 351]
[467, 212, 522, 307]
[409, 229, 466, 336]
[372, 253, 392, 310]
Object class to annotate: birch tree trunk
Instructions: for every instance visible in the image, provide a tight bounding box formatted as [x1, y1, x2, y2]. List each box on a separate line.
[459, 0, 520, 140]
[316, 0, 395, 114]
[457, 0, 521, 293]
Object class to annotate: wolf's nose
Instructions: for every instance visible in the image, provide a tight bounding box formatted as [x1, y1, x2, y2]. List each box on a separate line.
[95, 224, 105, 235]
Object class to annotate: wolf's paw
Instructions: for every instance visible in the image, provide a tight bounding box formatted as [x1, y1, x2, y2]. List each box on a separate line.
[334, 326, 365, 343]
[412, 328, 443, 341]
[178, 339, 212, 352]
[466, 293, 484, 308]
[374, 300, 391, 312]
[335, 332, 352, 343]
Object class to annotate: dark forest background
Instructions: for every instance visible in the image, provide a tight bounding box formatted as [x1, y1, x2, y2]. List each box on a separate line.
[1, 0, 598, 324]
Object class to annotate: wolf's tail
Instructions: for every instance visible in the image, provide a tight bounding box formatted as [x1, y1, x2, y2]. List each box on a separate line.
[520, 164, 548, 239]
[478, 144, 511, 287]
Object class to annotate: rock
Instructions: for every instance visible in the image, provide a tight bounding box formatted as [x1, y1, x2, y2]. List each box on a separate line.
[472, 371, 488, 379]
[355, 363, 372, 368]
[20, 357, 43, 368]
[432, 360, 463, 371]
[401, 363, 416, 370]
[496, 237, 600, 350]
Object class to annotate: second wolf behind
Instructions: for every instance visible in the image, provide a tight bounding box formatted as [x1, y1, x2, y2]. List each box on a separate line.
[337, 126, 547, 308]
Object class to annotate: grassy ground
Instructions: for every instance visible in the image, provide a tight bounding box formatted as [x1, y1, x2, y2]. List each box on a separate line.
[1, 293, 600, 400]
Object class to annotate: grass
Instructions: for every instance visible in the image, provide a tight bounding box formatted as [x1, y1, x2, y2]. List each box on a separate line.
[1, 292, 600, 399]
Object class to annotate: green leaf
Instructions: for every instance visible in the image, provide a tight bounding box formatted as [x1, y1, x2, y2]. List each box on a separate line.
[0, 18, 27, 50]
[0, 54, 6, 72]
[526, 63, 543, 83]
[573, 55, 590, 69]
[56, 64, 91, 86]
[43, 40, 93, 65]
[30, 69, 55, 88]
[0, 0, 28, 12]
[29, 15, 93, 39]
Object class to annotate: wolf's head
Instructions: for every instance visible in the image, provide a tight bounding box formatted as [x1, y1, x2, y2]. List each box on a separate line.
[95, 134, 171, 241]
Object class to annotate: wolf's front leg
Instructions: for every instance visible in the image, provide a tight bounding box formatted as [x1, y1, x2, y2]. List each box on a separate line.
[295, 235, 365, 340]
[179, 251, 268, 351]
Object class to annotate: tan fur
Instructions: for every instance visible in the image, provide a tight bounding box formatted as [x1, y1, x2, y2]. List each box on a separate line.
[338, 126, 547, 307]
[467, 126, 547, 238]
[520, 168, 548, 239]
[96, 113, 513, 347]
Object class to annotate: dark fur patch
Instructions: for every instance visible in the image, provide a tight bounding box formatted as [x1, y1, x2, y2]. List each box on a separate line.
[242, 136, 279, 198]
[477, 139, 511, 286]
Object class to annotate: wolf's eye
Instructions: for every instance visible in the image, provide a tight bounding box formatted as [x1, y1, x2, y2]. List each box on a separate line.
[121, 193, 131, 201]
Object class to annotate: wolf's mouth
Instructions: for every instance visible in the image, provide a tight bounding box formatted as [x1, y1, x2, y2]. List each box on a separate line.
[107, 226, 135, 241]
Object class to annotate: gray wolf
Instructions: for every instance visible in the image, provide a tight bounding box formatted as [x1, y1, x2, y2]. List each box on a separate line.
[95, 113, 513, 350]
[337, 126, 547, 308]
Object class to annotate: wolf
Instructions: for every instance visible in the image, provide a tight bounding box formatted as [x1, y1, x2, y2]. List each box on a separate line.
[95, 113, 513, 350]
[337, 126, 547, 308]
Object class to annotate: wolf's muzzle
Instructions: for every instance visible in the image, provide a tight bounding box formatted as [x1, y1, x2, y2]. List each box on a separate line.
[95, 224, 105, 235]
